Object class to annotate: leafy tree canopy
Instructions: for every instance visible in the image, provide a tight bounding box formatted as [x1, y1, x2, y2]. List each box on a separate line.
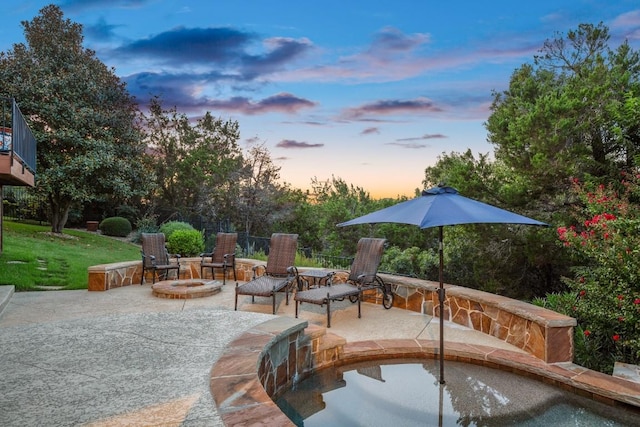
[141, 96, 244, 224]
[486, 23, 640, 201]
[0, 5, 149, 232]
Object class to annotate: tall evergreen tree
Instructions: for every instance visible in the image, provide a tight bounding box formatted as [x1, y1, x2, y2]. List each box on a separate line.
[0, 5, 148, 232]
[487, 23, 640, 201]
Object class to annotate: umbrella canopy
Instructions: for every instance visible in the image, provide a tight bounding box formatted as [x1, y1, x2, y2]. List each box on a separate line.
[338, 185, 547, 229]
[337, 185, 548, 384]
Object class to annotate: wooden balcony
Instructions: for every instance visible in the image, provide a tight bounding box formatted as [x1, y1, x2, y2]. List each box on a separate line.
[0, 99, 36, 187]
[0, 152, 35, 186]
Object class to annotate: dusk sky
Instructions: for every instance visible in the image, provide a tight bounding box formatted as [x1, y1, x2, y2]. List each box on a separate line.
[2, 1, 640, 198]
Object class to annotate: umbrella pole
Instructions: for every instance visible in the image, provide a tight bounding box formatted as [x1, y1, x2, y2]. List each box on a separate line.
[438, 226, 445, 384]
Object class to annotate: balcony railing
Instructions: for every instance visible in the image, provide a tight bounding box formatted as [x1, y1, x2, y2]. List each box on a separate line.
[1, 97, 37, 174]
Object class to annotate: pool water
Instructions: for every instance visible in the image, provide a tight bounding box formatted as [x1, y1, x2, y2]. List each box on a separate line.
[276, 359, 638, 426]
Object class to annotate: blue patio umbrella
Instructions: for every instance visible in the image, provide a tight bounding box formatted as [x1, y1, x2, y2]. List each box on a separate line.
[337, 185, 548, 384]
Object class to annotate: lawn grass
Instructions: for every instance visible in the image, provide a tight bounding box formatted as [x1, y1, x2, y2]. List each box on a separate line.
[0, 220, 141, 291]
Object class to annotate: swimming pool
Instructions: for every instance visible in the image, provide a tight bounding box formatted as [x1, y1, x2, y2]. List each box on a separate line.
[276, 358, 638, 426]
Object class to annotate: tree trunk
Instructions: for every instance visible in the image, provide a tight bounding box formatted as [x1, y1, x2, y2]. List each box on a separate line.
[49, 195, 71, 233]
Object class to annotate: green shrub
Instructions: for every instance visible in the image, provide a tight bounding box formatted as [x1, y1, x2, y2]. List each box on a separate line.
[131, 214, 159, 243]
[167, 229, 204, 256]
[99, 216, 132, 237]
[555, 177, 640, 373]
[159, 221, 194, 241]
[116, 205, 138, 226]
[380, 246, 438, 278]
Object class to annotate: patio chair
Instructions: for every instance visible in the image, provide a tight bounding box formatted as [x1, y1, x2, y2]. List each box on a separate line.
[140, 232, 181, 284]
[200, 232, 237, 285]
[294, 237, 392, 327]
[235, 233, 298, 314]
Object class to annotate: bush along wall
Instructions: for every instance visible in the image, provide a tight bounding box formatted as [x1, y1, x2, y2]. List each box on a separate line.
[99, 216, 132, 237]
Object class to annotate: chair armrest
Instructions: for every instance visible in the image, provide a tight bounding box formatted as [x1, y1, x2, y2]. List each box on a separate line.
[252, 264, 266, 279]
[223, 253, 236, 264]
[356, 273, 377, 286]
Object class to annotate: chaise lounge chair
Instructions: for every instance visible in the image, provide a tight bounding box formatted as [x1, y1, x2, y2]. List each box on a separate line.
[235, 233, 298, 314]
[200, 232, 237, 285]
[140, 232, 181, 284]
[294, 237, 393, 327]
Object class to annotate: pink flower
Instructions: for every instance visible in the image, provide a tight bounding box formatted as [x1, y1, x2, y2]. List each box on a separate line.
[613, 334, 620, 342]
[579, 290, 586, 297]
[584, 330, 591, 337]
[634, 298, 640, 305]
[617, 294, 624, 300]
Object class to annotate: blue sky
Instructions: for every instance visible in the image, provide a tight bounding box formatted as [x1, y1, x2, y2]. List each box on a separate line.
[2, 1, 640, 198]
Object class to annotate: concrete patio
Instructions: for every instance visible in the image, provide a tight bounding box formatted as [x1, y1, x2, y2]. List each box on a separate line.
[0, 283, 637, 426]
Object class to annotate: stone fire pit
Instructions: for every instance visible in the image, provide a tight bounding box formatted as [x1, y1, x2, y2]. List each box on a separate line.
[151, 279, 223, 299]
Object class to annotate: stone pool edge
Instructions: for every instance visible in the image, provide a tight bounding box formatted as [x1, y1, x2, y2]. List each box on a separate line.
[210, 317, 640, 426]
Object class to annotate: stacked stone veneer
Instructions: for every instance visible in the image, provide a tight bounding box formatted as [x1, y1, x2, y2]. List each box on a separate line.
[331, 271, 576, 363]
[209, 317, 345, 426]
[88, 258, 260, 291]
[88, 262, 575, 363]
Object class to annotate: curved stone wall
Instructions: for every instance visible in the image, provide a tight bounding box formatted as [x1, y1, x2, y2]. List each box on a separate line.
[88, 261, 575, 362]
[211, 318, 640, 426]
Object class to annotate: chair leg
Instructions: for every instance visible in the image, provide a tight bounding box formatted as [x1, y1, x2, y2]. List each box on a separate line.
[234, 284, 239, 311]
[272, 290, 276, 315]
[141, 266, 145, 285]
[327, 295, 331, 328]
[222, 267, 226, 286]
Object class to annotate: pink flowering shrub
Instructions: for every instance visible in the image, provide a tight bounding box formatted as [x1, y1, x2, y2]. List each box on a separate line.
[555, 176, 640, 372]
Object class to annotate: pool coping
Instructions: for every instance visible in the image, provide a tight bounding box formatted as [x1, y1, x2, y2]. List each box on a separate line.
[210, 318, 640, 426]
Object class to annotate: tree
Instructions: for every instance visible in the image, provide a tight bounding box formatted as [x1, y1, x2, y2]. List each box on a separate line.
[235, 143, 294, 239]
[142, 97, 244, 224]
[486, 23, 640, 200]
[0, 5, 149, 232]
[309, 176, 382, 256]
[422, 150, 563, 298]
[477, 23, 640, 297]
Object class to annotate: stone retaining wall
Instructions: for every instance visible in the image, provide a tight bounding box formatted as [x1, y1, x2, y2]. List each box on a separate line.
[87, 258, 259, 291]
[88, 261, 575, 363]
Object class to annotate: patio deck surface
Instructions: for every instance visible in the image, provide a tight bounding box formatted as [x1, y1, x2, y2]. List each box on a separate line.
[0, 283, 635, 426]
